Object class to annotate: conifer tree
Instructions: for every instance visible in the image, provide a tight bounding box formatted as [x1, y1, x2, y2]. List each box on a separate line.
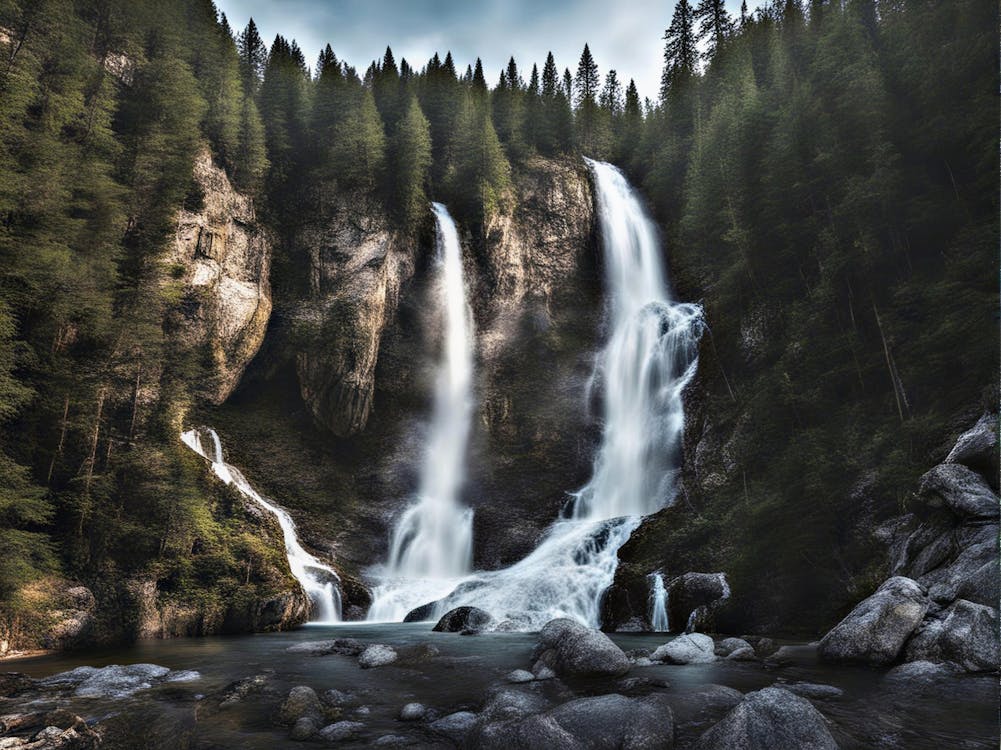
[392, 96, 432, 230]
[661, 0, 697, 100]
[574, 44, 600, 108]
[237, 18, 267, 94]
[694, 0, 735, 61]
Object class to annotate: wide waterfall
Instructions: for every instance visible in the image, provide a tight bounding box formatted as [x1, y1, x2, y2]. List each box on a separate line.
[181, 427, 342, 622]
[367, 203, 476, 621]
[378, 160, 703, 629]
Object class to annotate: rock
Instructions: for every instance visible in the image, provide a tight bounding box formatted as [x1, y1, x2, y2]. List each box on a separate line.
[398, 703, 425, 721]
[480, 689, 551, 723]
[651, 633, 716, 664]
[322, 689, 355, 707]
[395, 643, 440, 665]
[531, 662, 556, 680]
[946, 413, 998, 484]
[915, 464, 999, 521]
[918, 523, 1000, 606]
[716, 637, 753, 656]
[665, 684, 744, 746]
[533, 618, 631, 678]
[317, 720, 365, 742]
[546, 693, 675, 749]
[402, 601, 439, 623]
[765, 644, 814, 666]
[279, 686, 324, 725]
[432, 606, 494, 633]
[373, 735, 412, 746]
[506, 670, 535, 684]
[667, 573, 730, 632]
[0, 673, 33, 698]
[694, 687, 838, 750]
[428, 711, 478, 740]
[38, 663, 195, 699]
[780, 682, 844, 700]
[818, 576, 929, 666]
[753, 638, 777, 656]
[727, 647, 757, 661]
[287, 638, 366, 656]
[904, 599, 999, 672]
[885, 660, 957, 683]
[290, 716, 318, 740]
[358, 644, 398, 669]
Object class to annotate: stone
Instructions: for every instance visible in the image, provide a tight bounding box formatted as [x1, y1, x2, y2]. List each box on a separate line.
[358, 644, 398, 669]
[885, 660, 957, 684]
[904, 599, 999, 672]
[506, 670, 535, 684]
[915, 464, 999, 521]
[716, 637, 753, 656]
[651, 633, 717, 664]
[398, 703, 425, 721]
[290, 716, 318, 740]
[432, 606, 494, 633]
[317, 721, 365, 742]
[694, 687, 838, 750]
[428, 711, 478, 740]
[727, 647, 757, 661]
[546, 693, 675, 749]
[402, 601, 439, 623]
[818, 576, 929, 666]
[322, 689, 355, 706]
[533, 618, 631, 678]
[279, 686, 324, 725]
[667, 573, 730, 631]
[918, 524, 1000, 607]
[287, 638, 367, 656]
[945, 413, 998, 484]
[780, 682, 843, 700]
[531, 662, 556, 680]
[37, 663, 192, 699]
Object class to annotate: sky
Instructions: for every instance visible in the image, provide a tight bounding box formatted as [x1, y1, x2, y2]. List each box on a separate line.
[216, 0, 755, 103]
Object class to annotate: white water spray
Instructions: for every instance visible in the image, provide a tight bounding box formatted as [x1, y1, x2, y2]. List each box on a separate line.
[367, 203, 475, 621]
[371, 160, 703, 629]
[649, 572, 670, 632]
[181, 427, 342, 622]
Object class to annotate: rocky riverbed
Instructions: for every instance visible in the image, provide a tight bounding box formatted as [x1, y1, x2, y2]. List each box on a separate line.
[1, 621, 996, 748]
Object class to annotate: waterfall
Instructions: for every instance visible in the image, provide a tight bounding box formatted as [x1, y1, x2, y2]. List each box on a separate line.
[180, 427, 342, 623]
[374, 160, 703, 629]
[649, 572, 670, 632]
[367, 203, 475, 621]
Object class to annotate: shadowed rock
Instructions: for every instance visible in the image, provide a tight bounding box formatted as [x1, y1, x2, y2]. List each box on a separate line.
[532, 619, 630, 678]
[694, 687, 838, 750]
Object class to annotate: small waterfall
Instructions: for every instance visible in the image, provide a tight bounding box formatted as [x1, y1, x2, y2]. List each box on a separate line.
[649, 572, 670, 632]
[367, 203, 475, 621]
[180, 427, 342, 623]
[379, 160, 703, 629]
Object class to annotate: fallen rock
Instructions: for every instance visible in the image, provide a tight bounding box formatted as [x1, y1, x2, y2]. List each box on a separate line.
[904, 599, 999, 672]
[532, 619, 631, 678]
[546, 693, 675, 749]
[946, 413, 998, 484]
[358, 644, 398, 669]
[317, 720, 365, 742]
[433, 606, 494, 634]
[279, 686, 324, 725]
[716, 637, 753, 656]
[652, 633, 716, 664]
[818, 576, 929, 666]
[915, 464, 999, 521]
[694, 687, 838, 750]
[398, 702, 425, 721]
[918, 523, 999, 606]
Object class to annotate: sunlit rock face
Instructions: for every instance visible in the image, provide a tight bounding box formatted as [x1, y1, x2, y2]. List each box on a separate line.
[168, 147, 271, 404]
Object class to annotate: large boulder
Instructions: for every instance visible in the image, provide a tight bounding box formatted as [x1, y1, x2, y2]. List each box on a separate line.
[915, 464, 999, 521]
[946, 413, 998, 485]
[694, 687, 838, 750]
[904, 599, 999, 672]
[652, 633, 717, 664]
[278, 686, 324, 725]
[532, 619, 630, 678]
[818, 576, 928, 666]
[916, 523, 1000, 606]
[667, 573, 730, 632]
[433, 606, 495, 633]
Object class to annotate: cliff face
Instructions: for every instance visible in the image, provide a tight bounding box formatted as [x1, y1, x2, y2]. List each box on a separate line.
[168, 147, 272, 404]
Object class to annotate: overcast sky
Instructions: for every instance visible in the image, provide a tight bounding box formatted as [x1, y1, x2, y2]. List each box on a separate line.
[215, 0, 755, 103]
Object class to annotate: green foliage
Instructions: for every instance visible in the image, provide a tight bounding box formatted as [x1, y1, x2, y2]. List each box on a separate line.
[392, 97, 432, 231]
[446, 93, 512, 229]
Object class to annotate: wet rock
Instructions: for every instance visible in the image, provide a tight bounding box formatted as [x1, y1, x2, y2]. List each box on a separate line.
[885, 660, 957, 684]
[290, 716, 318, 740]
[480, 689, 551, 723]
[287, 638, 367, 656]
[530, 662, 556, 680]
[915, 464, 999, 521]
[716, 637, 753, 656]
[279, 686, 324, 725]
[667, 573, 730, 632]
[651, 633, 716, 664]
[694, 687, 838, 750]
[38, 663, 196, 699]
[395, 643, 440, 666]
[945, 413, 998, 484]
[780, 682, 843, 700]
[433, 606, 494, 634]
[506, 670, 535, 684]
[904, 599, 999, 672]
[752, 638, 777, 656]
[318, 720, 365, 742]
[358, 644, 398, 669]
[322, 689, 355, 706]
[398, 703, 425, 721]
[546, 693, 675, 749]
[818, 576, 929, 666]
[428, 711, 478, 741]
[402, 601, 440, 623]
[727, 647, 757, 661]
[765, 645, 812, 666]
[373, 735, 412, 746]
[533, 618, 631, 678]
[666, 685, 743, 746]
[917, 523, 1000, 606]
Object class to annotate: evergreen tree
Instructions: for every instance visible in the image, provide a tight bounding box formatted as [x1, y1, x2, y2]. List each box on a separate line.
[392, 97, 432, 230]
[661, 0, 698, 100]
[574, 44, 600, 108]
[694, 0, 736, 61]
[237, 18, 267, 94]
[447, 94, 512, 229]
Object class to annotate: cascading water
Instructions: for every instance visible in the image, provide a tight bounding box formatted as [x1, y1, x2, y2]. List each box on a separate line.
[367, 203, 475, 621]
[181, 427, 342, 623]
[374, 159, 703, 629]
[649, 572, 670, 632]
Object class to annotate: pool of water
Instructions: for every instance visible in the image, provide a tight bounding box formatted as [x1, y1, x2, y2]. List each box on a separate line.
[3, 623, 997, 748]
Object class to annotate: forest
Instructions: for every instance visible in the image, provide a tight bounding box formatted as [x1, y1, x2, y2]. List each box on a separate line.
[0, 0, 996, 644]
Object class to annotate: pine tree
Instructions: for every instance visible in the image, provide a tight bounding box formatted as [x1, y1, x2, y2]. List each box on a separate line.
[694, 0, 735, 61]
[661, 0, 697, 100]
[574, 45, 600, 108]
[392, 96, 432, 231]
[237, 18, 267, 94]
[600, 70, 624, 115]
[447, 94, 512, 228]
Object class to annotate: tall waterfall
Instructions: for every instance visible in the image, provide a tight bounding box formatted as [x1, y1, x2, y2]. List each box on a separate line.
[367, 203, 475, 621]
[649, 572, 670, 632]
[181, 427, 342, 623]
[378, 160, 703, 629]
